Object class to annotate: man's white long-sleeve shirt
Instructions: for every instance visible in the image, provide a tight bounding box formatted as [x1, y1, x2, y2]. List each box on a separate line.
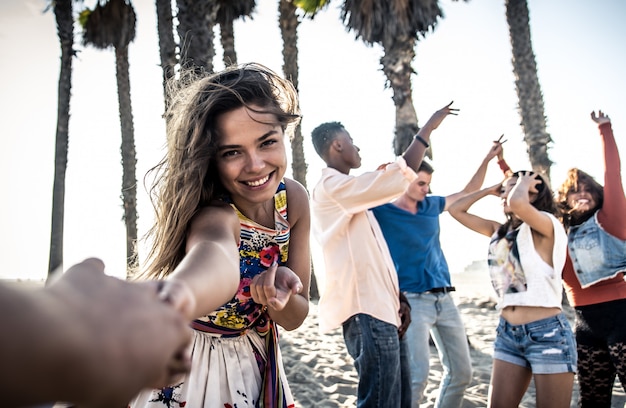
[311, 158, 417, 334]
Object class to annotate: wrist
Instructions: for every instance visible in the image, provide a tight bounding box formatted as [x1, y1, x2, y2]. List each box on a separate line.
[414, 134, 429, 148]
[497, 158, 511, 173]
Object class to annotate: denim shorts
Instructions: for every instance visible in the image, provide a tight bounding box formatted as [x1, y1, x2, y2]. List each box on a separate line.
[493, 312, 577, 374]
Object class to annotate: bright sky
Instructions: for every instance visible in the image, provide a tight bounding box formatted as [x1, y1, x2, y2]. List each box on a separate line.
[1, 0, 625, 283]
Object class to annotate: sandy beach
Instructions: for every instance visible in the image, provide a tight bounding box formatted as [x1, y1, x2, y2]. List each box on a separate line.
[6, 269, 625, 407]
[279, 266, 626, 408]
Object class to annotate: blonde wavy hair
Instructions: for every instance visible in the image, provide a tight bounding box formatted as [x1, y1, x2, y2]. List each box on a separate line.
[133, 63, 301, 280]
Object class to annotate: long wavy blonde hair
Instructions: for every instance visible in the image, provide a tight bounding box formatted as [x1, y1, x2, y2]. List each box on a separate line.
[133, 63, 301, 280]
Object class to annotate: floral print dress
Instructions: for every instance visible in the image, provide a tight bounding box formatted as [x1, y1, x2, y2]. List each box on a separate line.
[130, 181, 295, 408]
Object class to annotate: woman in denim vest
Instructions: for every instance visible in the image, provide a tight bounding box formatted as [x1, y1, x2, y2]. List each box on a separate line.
[556, 110, 626, 408]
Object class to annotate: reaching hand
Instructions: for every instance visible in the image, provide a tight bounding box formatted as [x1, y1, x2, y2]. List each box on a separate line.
[489, 134, 508, 160]
[47, 258, 193, 407]
[157, 278, 197, 321]
[422, 101, 459, 131]
[591, 110, 611, 125]
[488, 182, 504, 197]
[250, 263, 303, 311]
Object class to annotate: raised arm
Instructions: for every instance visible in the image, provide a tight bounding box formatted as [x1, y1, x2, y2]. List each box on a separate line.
[448, 183, 503, 237]
[508, 172, 554, 239]
[444, 139, 503, 210]
[508, 172, 558, 266]
[403, 101, 458, 170]
[593, 110, 626, 239]
[161, 203, 241, 320]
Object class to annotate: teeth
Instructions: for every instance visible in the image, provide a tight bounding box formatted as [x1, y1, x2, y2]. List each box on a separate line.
[578, 199, 590, 204]
[246, 174, 269, 187]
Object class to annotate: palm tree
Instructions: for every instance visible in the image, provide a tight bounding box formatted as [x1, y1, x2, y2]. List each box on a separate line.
[216, 0, 256, 67]
[279, 0, 319, 299]
[176, 0, 217, 74]
[505, 0, 552, 181]
[47, 0, 75, 280]
[296, 0, 464, 158]
[155, 0, 178, 110]
[279, 0, 307, 190]
[80, 0, 139, 271]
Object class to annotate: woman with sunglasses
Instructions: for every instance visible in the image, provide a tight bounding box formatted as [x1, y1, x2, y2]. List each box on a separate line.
[449, 170, 576, 408]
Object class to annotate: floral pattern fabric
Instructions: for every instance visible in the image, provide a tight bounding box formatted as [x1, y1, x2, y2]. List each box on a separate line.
[130, 181, 295, 408]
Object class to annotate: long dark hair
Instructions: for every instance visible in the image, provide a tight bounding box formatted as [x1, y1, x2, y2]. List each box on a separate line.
[135, 63, 301, 280]
[496, 171, 559, 239]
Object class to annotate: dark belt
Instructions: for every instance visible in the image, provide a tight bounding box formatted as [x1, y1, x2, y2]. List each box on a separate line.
[423, 286, 455, 294]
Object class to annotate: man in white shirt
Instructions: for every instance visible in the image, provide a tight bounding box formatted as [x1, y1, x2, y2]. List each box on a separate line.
[310, 102, 457, 407]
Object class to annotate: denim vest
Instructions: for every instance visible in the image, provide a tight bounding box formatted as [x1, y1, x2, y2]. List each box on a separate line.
[568, 211, 626, 288]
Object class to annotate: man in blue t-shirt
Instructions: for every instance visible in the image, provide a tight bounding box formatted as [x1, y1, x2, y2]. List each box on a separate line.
[372, 142, 504, 407]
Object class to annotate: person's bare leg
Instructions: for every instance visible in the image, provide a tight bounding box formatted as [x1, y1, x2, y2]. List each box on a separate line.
[534, 372, 574, 408]
[488, 359, 532, 408]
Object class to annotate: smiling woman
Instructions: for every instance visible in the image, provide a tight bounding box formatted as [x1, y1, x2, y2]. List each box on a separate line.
[554, 110, 626, 407]
[215, 105, 288, 222]
[128, 63, 312, 408]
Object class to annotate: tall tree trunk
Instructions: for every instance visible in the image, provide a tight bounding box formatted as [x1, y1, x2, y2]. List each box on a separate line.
[48, 0, 74, 281]
[220, 19, 237, 66]
[382, 35, 424, 158]
[155, 0, 177, 111]
[115, 45, 138, 271]
[506, 0, 552, 181]
[279, 0, 318, 299]
[176, 0, 216, 74]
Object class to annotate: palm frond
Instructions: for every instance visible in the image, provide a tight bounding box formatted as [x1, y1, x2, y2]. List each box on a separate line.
[81, 0, 136, 49]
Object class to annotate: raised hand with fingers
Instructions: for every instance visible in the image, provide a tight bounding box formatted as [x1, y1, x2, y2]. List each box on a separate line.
[591, 110, 611, 125]
[250, 263, 304, 311]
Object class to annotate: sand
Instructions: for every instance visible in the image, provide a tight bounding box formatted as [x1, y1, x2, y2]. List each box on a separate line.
[279, 267, 626, 408]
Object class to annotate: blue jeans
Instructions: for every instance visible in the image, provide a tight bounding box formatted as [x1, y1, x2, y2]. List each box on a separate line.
[343, 313, 410, 407]
[404, 292, 472, 408]
[494, 313, 577, 374]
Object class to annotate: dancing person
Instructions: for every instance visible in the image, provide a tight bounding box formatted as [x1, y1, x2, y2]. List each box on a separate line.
[131, 63, 311, 407]
[555, 110, 626, 408]
[1, 258, 192, 408]
[449, 171, 576, 408]
[371, 139, 506, 407]
[311, 102, 458, 407]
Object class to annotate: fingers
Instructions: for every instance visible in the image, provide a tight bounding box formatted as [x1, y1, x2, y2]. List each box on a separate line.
[251, 264, 302, 311]
[492, 135, 507, 145]
[250, 263, 278, 306]
[443, 100, 459, 115]
[268, 271, 302, 311]
[50, 258, 107, 287]
[158, 279, 197, 320]
[77, 257, 106, 272]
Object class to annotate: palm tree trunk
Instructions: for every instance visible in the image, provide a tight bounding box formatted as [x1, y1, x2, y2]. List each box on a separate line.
[48, 0, 74, 280]
[176, 0, 217, 74]
[155, 0, 177, 111]
[220, 19, 237, 66]
[506, 0, 552, 181]
[115, 46, 138, 271]
[381, 35, 424, 158]
[279, 0, 318, 299]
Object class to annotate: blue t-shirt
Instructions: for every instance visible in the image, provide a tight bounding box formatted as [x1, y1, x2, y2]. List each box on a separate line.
[372, 196, 451, 293]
